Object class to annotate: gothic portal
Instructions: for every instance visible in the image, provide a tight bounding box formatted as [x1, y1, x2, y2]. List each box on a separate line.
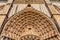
[0, 7, 60, 40]
[0, 0, 60, 40]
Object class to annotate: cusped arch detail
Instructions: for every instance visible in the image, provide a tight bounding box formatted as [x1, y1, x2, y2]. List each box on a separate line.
[1, 7, 59, 40]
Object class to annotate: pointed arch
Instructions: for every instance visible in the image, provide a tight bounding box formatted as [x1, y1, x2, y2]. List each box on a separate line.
[1, 7, 60, 40]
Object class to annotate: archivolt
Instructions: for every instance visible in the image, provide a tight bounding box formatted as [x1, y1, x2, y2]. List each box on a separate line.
[1, 7, 59, 40]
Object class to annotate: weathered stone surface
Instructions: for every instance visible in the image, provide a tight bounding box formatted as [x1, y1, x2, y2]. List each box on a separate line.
[0, 0, 60, 40]
[8, 4, 51, 18]
[48, 5, 60, 15]
[7, 0, 13, 3]
[1, 4, 11, 15]
[53, 15, 60, 27]
[1, 7, 60, 40]
[0, 15, 6, 28]
[14, 0, 44, 4]
[8, 4, 18, 18]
